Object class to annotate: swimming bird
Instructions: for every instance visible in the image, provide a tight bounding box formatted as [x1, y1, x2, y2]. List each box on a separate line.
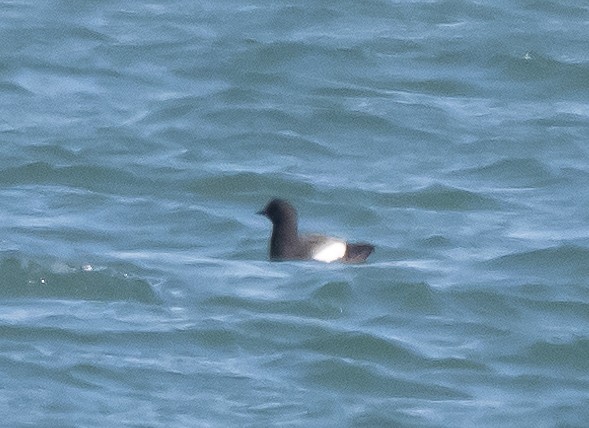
[258, 198, 374, 263]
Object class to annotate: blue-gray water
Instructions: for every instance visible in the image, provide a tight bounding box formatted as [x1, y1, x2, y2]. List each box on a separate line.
[1, 1, 589, 426]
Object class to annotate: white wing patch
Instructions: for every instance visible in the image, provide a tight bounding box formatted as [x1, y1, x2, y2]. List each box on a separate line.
[312, 240, 346, 263]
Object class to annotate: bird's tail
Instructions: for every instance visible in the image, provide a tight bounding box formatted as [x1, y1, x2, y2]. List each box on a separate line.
[343, 243, 375, 263]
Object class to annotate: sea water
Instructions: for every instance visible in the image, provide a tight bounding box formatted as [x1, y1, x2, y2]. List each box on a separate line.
[1, 1, 589, 426]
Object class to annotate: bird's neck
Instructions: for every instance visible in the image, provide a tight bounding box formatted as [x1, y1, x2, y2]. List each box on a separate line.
[270, 217, 299, 257]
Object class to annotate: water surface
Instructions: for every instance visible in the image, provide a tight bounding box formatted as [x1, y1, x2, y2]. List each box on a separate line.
[1, 1, 589, 426]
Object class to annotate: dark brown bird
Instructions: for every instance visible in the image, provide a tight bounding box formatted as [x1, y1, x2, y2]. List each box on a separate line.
[258, 198, 374, 263]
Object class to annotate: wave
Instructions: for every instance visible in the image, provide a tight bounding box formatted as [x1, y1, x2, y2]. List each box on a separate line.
[492, 51, 589, 98]
[505, 338, 589, 372]
[185, 171, 316, 202]
[485, 244, 589, 280]
[378, 184, 501, 211]
[0, 81, 32, 96]
[0, 161, 150, 196]
[456, 158, 556, 188]
[204, 292, 345, 320]
[0, 254, 158, 303]
[306, 358, 470, 400]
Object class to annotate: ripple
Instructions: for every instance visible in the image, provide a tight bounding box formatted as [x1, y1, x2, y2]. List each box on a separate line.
[185, 171, 316, 202]
[485, 244, 589, 280]
[305, 358, 470, 400]
[0, 162, 152, 196]
[506, 338, 589, 372]
[456, 158, 556, 188]
[379, 184, 501, 211]
[0, 255, 158, 303]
